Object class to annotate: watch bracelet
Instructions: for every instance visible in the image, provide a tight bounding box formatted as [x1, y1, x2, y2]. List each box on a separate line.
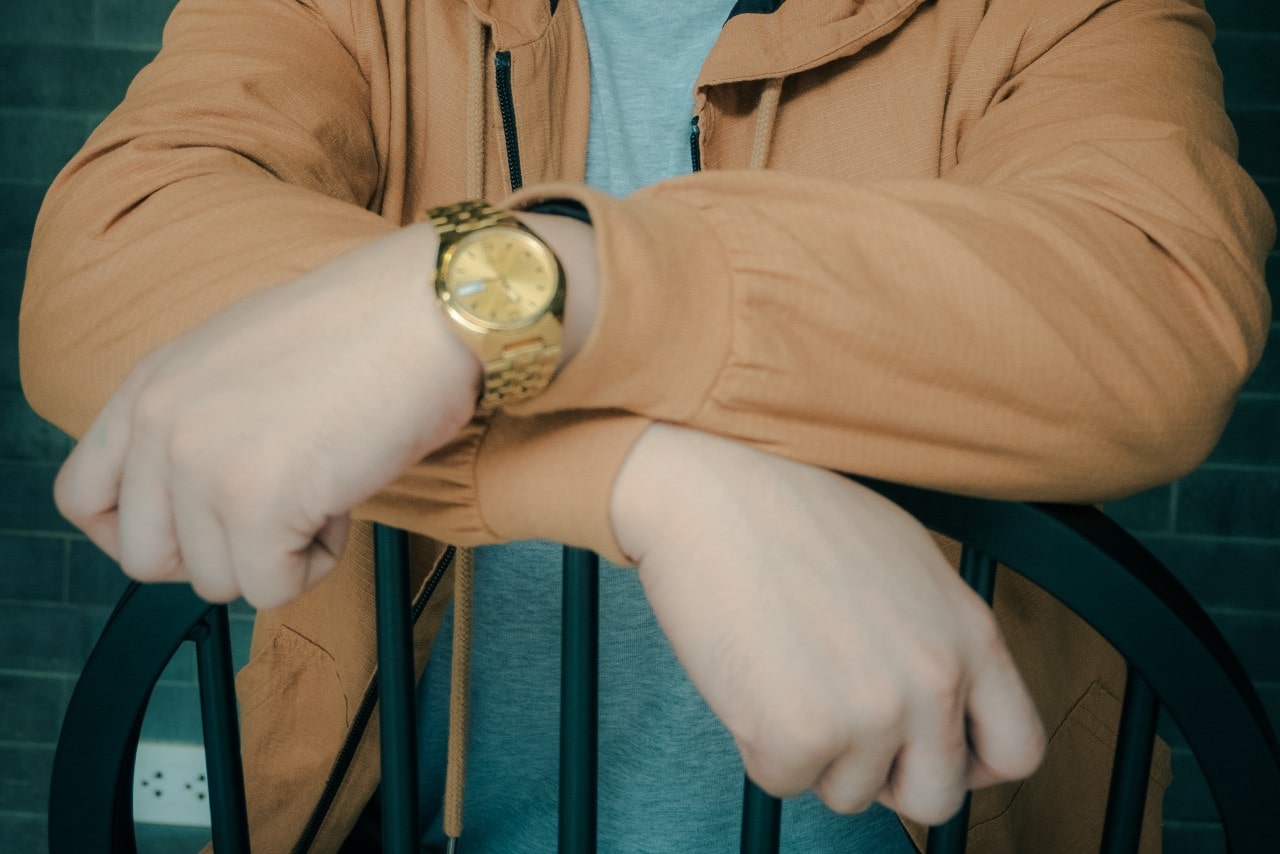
[480, 339, 563, 411]
[428, 200, 516, 238]
[427, 199, 564, 411]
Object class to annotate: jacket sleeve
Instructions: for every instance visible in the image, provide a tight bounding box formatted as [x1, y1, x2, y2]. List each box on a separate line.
[494, 0, 1273, 509]
[20, 0, 397, 438]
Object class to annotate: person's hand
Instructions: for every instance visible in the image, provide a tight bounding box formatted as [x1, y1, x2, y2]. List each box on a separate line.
[55, 223, 481, 608]
[610, 424, 1046, 825]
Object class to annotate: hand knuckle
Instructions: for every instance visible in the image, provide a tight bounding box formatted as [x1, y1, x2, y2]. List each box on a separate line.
[53, 474, 86, 523]
[212, 461, 270, 508]
[899, 786, 966, 826]
[970, 611, 1008, 658]
[739, 754, 802, 799]
[1006, 727, 1048, 779]
[120, 553, 175, 583]
[167, 418, 211, 461]
[132, 384, 176, 428]
[814, 779, 874, 815]
[190, 575, 238, 603]
[734, 722, 837, 797]
[915, 650, 964, 707]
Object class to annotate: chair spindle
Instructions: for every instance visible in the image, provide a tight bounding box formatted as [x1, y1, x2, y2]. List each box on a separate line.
[740, 777, 783, 853]
[375, 524, 420, 854]
[561, 547, 601, 853]
[1100, 666, 1159, 854]
[193, 605, 250, 854]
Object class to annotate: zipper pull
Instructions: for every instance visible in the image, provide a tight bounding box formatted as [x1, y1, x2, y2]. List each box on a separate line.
[689, 115, 703, 173]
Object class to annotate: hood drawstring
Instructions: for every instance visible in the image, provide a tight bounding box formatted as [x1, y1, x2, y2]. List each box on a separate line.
[465, 16, 487, 200]
[438, 32, 784, 854]
[749, 76, 784, 170]
[442, 16, 487, 851]
[443, 545, 474, 852]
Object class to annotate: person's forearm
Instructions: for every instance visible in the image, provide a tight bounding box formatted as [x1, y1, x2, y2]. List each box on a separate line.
[20, 0, 394, 439]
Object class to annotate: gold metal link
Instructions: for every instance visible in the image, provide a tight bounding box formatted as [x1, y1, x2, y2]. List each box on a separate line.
[429, 200, 515, 238]
[480, 341, 562, 410]
[428, 199, 562, 410]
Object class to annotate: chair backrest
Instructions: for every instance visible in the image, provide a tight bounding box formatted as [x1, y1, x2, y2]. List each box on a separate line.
[47, 480, 1280, 853]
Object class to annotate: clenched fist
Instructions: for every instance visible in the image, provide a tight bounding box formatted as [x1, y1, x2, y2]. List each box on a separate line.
[610, 424, 1046, 825]
[55, 223, 480, 608]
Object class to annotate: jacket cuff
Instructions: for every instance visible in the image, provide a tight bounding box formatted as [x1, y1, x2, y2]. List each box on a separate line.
[503, 183, 734, 422]
[475, 410, 651, 565]
[353, 420, 495, 544]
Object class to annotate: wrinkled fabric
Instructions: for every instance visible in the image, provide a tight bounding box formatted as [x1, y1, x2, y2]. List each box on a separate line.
[20, 0, 1269, 851]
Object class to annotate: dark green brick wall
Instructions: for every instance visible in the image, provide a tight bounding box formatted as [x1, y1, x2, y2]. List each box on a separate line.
[0, 8, 250, 850]
[0, 1, 1275, 852]
[1088, 6, 1280, 851]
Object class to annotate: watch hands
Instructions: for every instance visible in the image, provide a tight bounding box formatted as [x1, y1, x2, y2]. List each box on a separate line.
[498, 279, 522, 303]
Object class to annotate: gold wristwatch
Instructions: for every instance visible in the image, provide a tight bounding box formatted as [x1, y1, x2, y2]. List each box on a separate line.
[428, 200, 566, 411]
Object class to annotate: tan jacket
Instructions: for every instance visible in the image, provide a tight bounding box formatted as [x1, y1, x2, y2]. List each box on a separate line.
[21, 0, 1273, 851]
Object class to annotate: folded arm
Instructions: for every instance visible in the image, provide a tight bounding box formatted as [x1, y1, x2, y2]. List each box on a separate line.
[23, 0, 1274, 569]
[501, 0, 1272, 501]
[391, 0, 1273, 560]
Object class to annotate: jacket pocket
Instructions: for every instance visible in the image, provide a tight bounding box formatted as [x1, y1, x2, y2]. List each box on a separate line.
[233, 625, 351, 848]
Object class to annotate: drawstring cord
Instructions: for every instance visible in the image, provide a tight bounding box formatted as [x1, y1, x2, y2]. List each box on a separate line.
[439, 30, 783, 853]
[749, 77, 783, 170]
[442, 16, 487, 851]
[443, 546, 474, 851]
[465, 17, 487, 200]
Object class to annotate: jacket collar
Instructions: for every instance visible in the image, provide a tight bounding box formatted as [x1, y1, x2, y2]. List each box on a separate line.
[462, 0, 554, 50]
[465, 0, 928, 70]
[700, 0, 930, 86]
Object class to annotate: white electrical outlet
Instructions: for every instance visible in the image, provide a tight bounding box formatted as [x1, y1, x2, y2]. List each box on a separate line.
[132, 741, 213, 827]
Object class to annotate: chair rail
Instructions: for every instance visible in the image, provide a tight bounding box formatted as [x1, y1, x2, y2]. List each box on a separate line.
[48, 483, 1280, 853]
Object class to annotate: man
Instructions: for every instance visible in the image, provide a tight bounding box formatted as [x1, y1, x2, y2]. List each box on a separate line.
[20, 0, 1272, 851]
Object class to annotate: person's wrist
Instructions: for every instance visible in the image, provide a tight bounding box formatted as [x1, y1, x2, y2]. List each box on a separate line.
[513, 210, 599, 368]
[608, 424, 713, 565]
[387, 222, 483, 438]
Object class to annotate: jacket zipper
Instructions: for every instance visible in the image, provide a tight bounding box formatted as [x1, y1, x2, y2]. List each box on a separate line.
[294, 545, 457, 854]
[689, 115, 703, 172]
[495, 51, 524, 191]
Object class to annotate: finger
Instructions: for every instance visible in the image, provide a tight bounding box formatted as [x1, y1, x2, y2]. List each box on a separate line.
[223, 507, 330, 610]
[54, 404, 136, 561]
[811, 733, 901, 815]
[54, 352, 168, 547]
[964, 640, 1046, 788]
[874, 668, 970, 825]
[309, 514, 351, 585]
[172, 482, 240, 602]
[115, 421, 183, 582]
[735, 725, 835, 801]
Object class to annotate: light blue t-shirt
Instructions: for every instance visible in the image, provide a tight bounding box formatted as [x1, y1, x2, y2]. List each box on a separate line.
[417, 3, 917, 851]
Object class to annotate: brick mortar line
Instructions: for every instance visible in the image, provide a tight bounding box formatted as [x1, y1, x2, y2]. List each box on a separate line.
[1140, 533, 1280, 545]
[0, 667, 70, 680]
[0, 596, 107, 609]
[1205, 605, 1280, 621]
[0, 663, 200, 684]
[0, 739, 54, 750]
[0, 37, 160, 53]
[0, 529, 81, 541]
[1185, 461, 1280, 473]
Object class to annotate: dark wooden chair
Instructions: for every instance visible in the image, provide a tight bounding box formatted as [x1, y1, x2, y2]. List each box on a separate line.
[48, 479, 1280, 853]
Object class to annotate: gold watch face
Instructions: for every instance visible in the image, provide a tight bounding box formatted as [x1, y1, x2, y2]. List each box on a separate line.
[440, 227, 561, 330]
